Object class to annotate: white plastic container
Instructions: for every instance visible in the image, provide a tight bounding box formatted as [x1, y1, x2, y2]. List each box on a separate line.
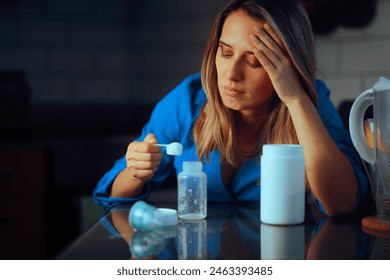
[260, 144, 305, 225]
[178, 161, 207, 220]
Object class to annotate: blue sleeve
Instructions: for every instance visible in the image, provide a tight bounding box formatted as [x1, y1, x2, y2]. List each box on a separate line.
[314, 80, 368, 214]
[93, 73, 203, 211]
[92, 156, 153, 211]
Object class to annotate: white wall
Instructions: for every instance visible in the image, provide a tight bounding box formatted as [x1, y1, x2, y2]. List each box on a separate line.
[316, 0, 390, 108]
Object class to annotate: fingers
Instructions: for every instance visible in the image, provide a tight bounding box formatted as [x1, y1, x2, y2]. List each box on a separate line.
[132, 133, 161, 155]
[250, 24, 287, 70]
[253, 24, 285, 54]
[250, 23, 303, 102]
[263, 23, 285, 52]
[125, 133, 163, 181]
[250, 36, 278, 71]
[144, 133, 158, 145]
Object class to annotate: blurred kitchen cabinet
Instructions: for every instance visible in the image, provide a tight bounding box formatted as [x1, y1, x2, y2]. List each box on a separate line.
[0, 149, 45, 259]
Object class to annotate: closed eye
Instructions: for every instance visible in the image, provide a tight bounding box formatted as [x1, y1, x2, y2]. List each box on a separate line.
[219, 43, 233, 58]
[218, 40, 261, 68]
[246, 58, 261, 68]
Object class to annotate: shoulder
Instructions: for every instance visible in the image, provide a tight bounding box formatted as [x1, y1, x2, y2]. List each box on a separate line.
[180, 72, 203, 93]
[314, 79, 347, 135]
[314, 79, 337, 114]
[161, 72, 205, 105]
[314, 79, 351, 143]
[154, 72, 206, 118]
[314, 79, 331, 99]
[142, 73, 206, 142]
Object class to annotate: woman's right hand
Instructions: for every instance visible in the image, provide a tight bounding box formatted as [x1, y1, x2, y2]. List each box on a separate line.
[125, 133, 163, 183]
[110, 133, 162, 198]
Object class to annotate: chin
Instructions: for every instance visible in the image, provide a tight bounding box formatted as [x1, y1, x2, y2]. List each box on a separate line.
[222, 100, 244, 111]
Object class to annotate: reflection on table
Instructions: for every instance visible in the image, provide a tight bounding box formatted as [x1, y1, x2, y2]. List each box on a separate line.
[57, 201, 389, 260]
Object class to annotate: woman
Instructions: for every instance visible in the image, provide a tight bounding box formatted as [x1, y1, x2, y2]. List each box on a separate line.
[93, 0, 368, 216]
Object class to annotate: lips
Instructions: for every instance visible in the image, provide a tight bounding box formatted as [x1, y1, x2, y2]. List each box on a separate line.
[223, 86, 244, 97]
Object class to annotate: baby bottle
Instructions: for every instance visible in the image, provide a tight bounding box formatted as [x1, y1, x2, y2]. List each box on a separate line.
[178, 161, 207, 220]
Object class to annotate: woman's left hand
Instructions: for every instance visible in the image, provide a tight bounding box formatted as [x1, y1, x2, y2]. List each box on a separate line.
[250, 23, 305, 105]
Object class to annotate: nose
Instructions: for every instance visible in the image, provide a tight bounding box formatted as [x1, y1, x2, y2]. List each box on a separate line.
[226, 59, 243, 82]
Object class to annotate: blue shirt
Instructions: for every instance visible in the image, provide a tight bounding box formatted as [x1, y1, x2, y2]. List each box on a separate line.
[93, 73, 368, 213]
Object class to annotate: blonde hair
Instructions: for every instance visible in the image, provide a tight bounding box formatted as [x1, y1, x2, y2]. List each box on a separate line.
[193, 0, 318, 165]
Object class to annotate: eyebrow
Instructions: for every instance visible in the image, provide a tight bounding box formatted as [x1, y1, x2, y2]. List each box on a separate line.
[219, 40, 255, 55]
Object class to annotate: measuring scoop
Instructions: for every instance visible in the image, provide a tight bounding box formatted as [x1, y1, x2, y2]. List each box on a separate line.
[155, 142, 183, 156]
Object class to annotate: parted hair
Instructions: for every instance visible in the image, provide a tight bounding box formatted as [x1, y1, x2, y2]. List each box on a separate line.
[193, 0, 318, 165]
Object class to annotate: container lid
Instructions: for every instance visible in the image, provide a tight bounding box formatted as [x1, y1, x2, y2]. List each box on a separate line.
[262, 144, 303, 156]
[182, 161, 203, 172]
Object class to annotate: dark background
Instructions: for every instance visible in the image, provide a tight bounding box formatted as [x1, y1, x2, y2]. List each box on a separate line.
[0, 0, 376, 259]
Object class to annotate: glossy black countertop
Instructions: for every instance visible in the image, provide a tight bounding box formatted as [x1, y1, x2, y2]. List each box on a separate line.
[57, 200, 390, 260]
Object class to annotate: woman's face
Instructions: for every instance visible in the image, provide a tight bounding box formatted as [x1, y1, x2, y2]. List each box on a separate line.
[216, 10, 275, 116]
